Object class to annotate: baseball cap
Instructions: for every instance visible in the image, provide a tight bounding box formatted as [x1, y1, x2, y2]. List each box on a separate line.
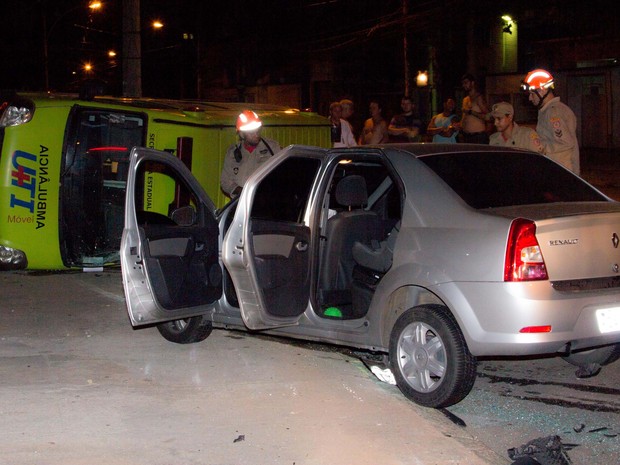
[491, 102, 514, 117]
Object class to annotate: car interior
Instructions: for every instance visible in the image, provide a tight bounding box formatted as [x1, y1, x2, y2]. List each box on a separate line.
[316, 157, 402, 320]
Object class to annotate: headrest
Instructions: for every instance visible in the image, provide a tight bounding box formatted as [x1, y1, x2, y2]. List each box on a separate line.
[335, 175, 368, 207]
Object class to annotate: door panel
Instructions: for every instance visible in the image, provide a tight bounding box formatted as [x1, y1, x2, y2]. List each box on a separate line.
[223, 149, 324, 330]
[251, 220, 311, 317]
[121, 147, 221, 326]
[142, 222, 220, 310]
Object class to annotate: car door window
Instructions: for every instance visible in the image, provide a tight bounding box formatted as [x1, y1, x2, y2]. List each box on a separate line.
[248, 157, 321, 318]
[133, 159, 221, 310]
[251, 157, 320, 223]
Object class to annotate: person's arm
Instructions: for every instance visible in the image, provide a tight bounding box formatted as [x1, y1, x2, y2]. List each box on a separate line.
[220, 146, 240, 198]
[359, 119, 370, 145]
[543, 105, 577, 155]
[388, 117, 407, 136]
[263, 138, 281, 154]
[388, 117, 419, 139]
[341, 120, 357, 147]
[426, 115, 441, 135]
[469, 94, 490, 122]
[429, 114, 458, 136]
[525, 129, 545, 153]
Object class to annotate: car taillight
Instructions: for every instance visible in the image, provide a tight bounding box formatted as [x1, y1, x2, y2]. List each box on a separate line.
[504, 218, 548, 282]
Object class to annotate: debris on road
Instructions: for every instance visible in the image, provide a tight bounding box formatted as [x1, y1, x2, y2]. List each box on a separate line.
[507, 435, 573, 465]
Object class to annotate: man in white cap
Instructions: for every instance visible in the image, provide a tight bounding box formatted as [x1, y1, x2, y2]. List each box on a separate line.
[489, 101, 544, 154]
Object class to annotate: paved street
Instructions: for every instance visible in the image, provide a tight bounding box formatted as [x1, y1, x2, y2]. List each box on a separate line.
[448, 356, 620, 464]
[0, 271, 503, 465]
[1, 149, 619, 465]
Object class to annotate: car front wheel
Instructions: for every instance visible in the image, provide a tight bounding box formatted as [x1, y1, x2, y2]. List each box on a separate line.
[389, 304, 477, 408]
[157, 316, 213, 344]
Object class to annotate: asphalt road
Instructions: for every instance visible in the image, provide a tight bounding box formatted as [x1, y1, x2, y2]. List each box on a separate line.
[2, 238, 620, 464]
[0, 270, 503, 465]
[446, 356, 620, 464]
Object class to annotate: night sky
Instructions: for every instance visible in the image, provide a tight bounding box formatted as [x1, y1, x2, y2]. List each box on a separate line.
[2, 0, 434, 93]
[1, 0, 616, 109]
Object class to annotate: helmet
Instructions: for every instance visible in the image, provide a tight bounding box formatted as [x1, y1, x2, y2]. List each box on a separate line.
[236, 110, 262, 132]
[521, 69, 554, 92]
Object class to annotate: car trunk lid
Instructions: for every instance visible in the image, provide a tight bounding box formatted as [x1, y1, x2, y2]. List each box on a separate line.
[534, 211, 620, 281]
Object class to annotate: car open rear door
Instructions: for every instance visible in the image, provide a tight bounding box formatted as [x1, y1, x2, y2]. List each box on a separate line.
[121, 147, 222, 326]
[222, 147, 325, 330]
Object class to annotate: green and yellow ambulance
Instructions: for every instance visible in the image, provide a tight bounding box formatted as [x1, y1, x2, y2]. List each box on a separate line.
[0, 92, 330, 270]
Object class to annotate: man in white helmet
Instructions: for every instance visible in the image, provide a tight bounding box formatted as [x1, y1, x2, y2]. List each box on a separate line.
[220, 110, 281, 198]
[522, 69, 580, 174]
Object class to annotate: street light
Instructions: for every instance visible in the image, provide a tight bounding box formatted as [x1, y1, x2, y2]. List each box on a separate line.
[416, 71, 428, 87]
[502, 15, 513, 34]
[43, 1, 103, 91]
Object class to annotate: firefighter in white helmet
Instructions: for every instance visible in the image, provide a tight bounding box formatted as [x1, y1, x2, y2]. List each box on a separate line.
[522, 69, 580, 174]
[220, 110, 281, 198]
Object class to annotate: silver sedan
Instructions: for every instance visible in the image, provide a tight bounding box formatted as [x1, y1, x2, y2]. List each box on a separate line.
[121, 143, 620, 408]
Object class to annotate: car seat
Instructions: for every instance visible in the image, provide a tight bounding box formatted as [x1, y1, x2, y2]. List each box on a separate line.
[319, 175, 383, 306]
[352, 221, 400, 273]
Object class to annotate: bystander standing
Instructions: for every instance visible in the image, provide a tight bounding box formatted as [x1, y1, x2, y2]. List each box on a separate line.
[454, 73, 491, 144]
[359, 100, 389, 145]
[388, 95, 423, 142]
[329, 101, 357, 147]
[426, 98, 458, 143]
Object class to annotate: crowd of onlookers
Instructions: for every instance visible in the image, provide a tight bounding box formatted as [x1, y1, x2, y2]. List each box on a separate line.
[220, 68, 579, 200]
[327, 68, 579, 175]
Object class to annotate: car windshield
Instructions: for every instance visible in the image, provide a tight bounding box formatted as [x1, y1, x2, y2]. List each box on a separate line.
[419, 151, 607, 209]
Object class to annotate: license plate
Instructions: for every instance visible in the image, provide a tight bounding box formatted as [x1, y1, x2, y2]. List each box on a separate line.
[596, 307, 620, 334]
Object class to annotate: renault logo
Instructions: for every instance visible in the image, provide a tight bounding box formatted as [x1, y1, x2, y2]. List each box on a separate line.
[613, 233, 619, 249]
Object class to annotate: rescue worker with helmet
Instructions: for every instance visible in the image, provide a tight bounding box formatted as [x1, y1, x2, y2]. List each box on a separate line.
[220, 110, 281, 198]
[522, 69, 580, 174]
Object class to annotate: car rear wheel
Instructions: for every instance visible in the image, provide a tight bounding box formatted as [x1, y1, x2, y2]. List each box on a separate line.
[562, 343, 620, 367]
[157, 316, 213, 344]
[389, 304, 477, 408]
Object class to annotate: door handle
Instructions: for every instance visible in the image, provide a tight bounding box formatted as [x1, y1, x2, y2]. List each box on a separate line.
[295, 241, 308, 252]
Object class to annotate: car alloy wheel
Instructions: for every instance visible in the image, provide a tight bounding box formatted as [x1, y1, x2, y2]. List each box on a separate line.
[389, 304, 477, 408]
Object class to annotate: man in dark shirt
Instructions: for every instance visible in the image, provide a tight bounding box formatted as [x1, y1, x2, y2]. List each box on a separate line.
[388, 95, 423, 143]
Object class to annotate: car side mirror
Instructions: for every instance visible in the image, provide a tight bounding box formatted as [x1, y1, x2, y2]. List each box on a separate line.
[171, 205, 196, 226]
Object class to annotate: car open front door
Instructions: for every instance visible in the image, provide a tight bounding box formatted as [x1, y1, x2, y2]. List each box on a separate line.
[222, 148, 324, 330]
[121, 147, 222, 326]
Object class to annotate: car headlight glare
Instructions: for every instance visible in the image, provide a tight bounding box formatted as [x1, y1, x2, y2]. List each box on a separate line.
[0, 245, 28, 269]
[0, 105, 33, 127]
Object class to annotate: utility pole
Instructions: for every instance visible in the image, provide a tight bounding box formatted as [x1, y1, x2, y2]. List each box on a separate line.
[402, 0, 410, 96]
[122, 0, 142, 97]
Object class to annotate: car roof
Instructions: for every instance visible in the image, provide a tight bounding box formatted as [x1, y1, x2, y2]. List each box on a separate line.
[377, 142, 533, 157]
